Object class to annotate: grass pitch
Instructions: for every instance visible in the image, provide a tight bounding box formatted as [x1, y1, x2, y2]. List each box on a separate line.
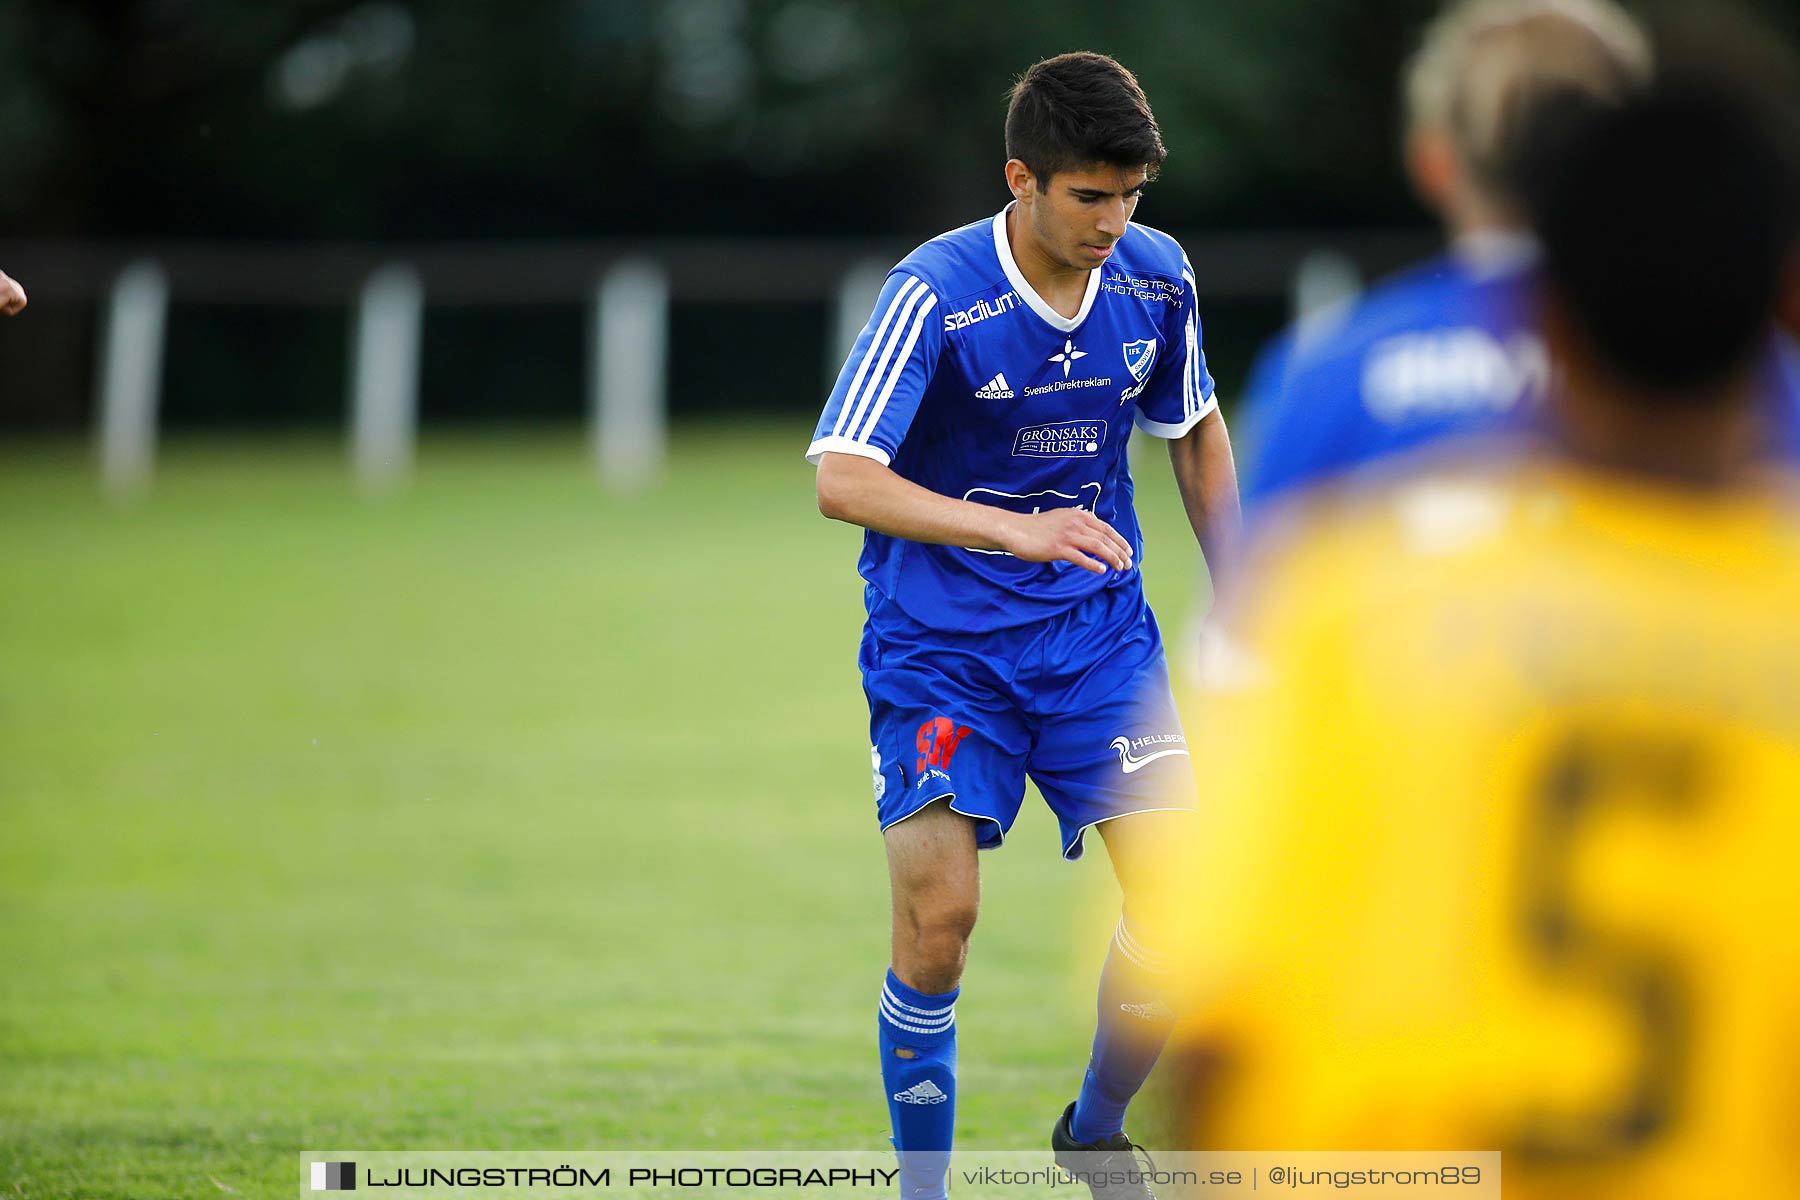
[0, 424, 1208, 1198]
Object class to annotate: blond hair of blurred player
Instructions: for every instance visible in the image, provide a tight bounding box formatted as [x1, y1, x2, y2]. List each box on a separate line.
[1404, 0, 1647, 233]
[0, 270, 24, 316]
[1162, 54, 1800, 1200]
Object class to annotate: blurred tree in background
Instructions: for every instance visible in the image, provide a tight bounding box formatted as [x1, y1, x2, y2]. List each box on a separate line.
[3, 0, 1797, 429]
[0, 0, 1541, 239]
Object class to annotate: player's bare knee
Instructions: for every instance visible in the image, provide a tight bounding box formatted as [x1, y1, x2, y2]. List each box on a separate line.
[1105, 809, 1203, 929]
[914, 894, 978, 949]
[895, 921, 972, 994]
[896, 874, 978, 938]
[893, 888, 977, 986]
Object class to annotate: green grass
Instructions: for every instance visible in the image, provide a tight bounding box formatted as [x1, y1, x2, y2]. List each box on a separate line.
[0, 423, 1209, 1198]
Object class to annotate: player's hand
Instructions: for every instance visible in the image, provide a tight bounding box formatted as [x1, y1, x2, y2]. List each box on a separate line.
[1000, 508, 1133, 574]
[0, 271, 25, 316]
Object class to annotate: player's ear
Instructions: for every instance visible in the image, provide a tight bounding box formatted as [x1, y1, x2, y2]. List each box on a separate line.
[1004, 159, 1035, 203]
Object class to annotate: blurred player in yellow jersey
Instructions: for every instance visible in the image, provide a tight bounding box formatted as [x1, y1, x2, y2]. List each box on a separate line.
[1161, 42, 1800, 1200]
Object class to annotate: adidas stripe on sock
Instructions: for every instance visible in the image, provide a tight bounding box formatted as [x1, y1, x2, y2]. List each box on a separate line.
[1070, 915, 1178, 1145]
[879, 969, 958, 1200]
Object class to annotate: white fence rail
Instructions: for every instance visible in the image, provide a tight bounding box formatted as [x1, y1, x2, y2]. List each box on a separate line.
[592, 260, 670, 495]
[351, 264, 424, 490]
[95, 260, 169, 496]
[1, 232, 1430, 491]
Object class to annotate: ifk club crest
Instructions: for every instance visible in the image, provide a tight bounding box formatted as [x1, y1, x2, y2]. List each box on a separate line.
[1122, 339, 1157, 383]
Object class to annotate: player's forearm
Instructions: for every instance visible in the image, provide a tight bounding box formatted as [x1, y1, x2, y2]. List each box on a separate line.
[1169, 408, 1243, 587]
[815, 451, 1018, 551]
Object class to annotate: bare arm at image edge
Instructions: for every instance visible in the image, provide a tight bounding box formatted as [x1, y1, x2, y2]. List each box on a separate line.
[0, 271, 25, 316]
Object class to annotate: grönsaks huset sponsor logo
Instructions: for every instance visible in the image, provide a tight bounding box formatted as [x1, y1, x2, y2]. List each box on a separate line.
[1013, 420, 1107, 458]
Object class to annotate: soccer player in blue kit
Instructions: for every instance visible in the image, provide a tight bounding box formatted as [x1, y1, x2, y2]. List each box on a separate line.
[1239, 0, 1800, 514]
[1241, 0, 1653, 508]
[808, 52, 1240, 1200]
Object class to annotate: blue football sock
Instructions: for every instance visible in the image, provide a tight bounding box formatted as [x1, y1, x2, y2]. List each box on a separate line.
[878, 969, 958, 1200]
[1070, 915, 1177, 1145]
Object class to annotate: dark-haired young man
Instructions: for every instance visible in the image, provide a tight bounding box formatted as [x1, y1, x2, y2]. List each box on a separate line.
[808, 51, 1239, 1200]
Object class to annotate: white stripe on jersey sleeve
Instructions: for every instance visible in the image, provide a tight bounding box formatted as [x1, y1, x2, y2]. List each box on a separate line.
[1182, 265, 1200, 419]
[1186, 308, 1200, 419]
[831, 276, 926, 439]
[1133, 393, 1217, 439]
[852, 292, 938, 445]
[1137, 261, 1215, 438]
[805, 435, 891, 467]
[837, 277, 935, 443]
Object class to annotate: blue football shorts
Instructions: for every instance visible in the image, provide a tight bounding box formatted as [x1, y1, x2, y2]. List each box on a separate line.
[860, 580, 1197, 860]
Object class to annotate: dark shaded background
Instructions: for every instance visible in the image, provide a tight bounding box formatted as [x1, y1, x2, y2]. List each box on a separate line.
[5, 0, 1797, 430]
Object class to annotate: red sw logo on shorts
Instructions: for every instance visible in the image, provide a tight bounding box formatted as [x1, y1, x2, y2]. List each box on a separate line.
[915, 717, 971, 775]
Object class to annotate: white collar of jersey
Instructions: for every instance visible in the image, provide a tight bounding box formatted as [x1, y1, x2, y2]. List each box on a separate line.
[1450, 229, 1539, 280]
[992, 202, 1105, 333]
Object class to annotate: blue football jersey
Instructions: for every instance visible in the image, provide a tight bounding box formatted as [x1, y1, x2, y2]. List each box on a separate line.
[1245, 237, 1544, 509]
[1245, 235, 1800, 510]
[808, 204, 1216, 632]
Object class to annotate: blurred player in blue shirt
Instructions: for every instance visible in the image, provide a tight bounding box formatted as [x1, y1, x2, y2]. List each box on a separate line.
[809, 52, 1240, 1200]
[1243, 0, 1653, 509]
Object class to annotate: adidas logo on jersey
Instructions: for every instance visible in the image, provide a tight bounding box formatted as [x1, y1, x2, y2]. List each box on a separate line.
[975, 373, 1015, 400]
[893, 1080, 949, 1105]
[1118, 1000, 1176, 1021]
